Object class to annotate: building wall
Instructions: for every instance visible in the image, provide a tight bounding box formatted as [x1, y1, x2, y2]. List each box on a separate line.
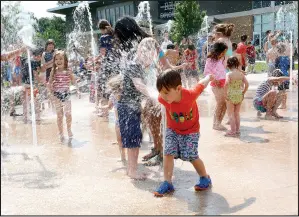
[221, 15, 254, 43]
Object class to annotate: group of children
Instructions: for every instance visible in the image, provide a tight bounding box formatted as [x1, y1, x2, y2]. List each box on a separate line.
[2, 16, 294, 198]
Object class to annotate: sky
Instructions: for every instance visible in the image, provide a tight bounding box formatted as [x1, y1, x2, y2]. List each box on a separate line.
[20, 1, 65, 19]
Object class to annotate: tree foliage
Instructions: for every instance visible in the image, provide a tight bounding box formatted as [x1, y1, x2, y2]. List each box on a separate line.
[57, 1, 80, 6]
[34, 16, 67, 49]
[170, 1, 206, 43]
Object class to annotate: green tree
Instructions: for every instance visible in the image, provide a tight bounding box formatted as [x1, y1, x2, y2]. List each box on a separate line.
[170, 1, 206, 43]
[57, 1, 80, 6]
[34, 16, 67, 49]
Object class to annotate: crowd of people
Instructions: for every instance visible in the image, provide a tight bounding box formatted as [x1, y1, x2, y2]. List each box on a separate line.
[1, 16, 297, 197]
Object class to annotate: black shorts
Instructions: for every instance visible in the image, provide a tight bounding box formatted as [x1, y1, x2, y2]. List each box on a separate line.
[117, 103, 142, 149]
[53, 91, 70, 102]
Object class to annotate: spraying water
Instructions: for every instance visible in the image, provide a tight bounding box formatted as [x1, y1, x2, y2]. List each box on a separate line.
[17, 12, 37, 146]
[135, 1, 153, 35]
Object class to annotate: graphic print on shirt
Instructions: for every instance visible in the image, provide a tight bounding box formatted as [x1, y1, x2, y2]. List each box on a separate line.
[170, 109, 193, 123]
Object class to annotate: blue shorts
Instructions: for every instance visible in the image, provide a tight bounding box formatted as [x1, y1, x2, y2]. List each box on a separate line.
[253, 97, 267, 113]
[14, 66, 21, 75]
[117, 103, 142, 149]
[164, 128, 199, 162]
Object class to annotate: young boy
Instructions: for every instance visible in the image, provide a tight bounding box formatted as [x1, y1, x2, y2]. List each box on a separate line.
[154, 70, 214, 197]
[246, 41, 256, 74]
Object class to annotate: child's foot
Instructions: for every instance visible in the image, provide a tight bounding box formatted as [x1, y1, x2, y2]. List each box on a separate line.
[272, 112, 283, 119]
[60, 135, 65, 142]
[68, 131, 73, 139]
[265, 114, 275, 120]
[144, 154, 163, 166]
[128, 172, 147, 180]
[213, 124, 227, 131]
[194, 175, 212, 191]
[236, 131, 241, 136]
[257, 111, 262, 117]
[142, 148, 159, 161]
[154, 181, 175, 197]
[224, 131, 237, 137]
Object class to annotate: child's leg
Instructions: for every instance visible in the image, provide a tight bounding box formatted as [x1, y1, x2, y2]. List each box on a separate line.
[54, 98, 64, 139]
[212, 87, 227, 130]
[64, 100, 73, 138]
[127, 147, 145, 180]
[115, 124, 126, 161]
[34, 95, 41, 120]
[234, 103, 242, 133]
[163, 155, 174, 183]
[226, 101, 236, 134]
[191, 158, 208, 177]
[278, 90, 287, 109]
[262, 90, 278, 118]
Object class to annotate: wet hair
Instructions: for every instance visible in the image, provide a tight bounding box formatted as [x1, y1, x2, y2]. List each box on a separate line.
[232, 42, 238, 51]
[214, 23, 235, 37]
[187, 44, 195, 50]
[241, 35, 248, 42]
[50, 51, 69, 83]
[114, 16, 151, 51]
[227, 56, 240, 69]
[207, 42, 228, 61]
[247, 41, 252, 45]
[266, 30, 271, 35]
[156, 70, 182, 92]
[167, 44, 175, 49]
[32, 48, 44, 57]
[45, 39, 55, 51]
[276, 42, 286, 54]
[98, 19, 113, 35]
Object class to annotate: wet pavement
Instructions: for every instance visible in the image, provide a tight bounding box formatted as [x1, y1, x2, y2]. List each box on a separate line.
[1, 73, 298, 215]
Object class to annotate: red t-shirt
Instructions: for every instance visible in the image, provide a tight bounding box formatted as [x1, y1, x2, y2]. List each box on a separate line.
[184, 49, 197, 70]
[236, 42, 247, 66]
[158, 83, 205, 135]
[246, 46, 256, 59]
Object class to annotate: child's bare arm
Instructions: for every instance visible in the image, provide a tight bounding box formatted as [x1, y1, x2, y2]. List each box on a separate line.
[199, 74, 214, 88]
[242, 75, 249, 95]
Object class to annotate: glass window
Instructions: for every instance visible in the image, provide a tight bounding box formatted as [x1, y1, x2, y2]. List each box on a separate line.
[125, 5, 130, 15]
[254, 15, 261, 24]
[262, 23, 272, 32]
[110, 8, 115, 26]
[120, 6, 124, 17]
[275, 22, 284, 30]
[130, 4, 134, 16]
[115, 7, 120, 21]
[262, 1, 271, 7]
[254, 24, 261, 32]
[100, 9, 105, 19]
[105, 9, 110, 23]
[252, 1, 262, 9]
[275, 1, 293, 6]
[262, 13, 273, 23]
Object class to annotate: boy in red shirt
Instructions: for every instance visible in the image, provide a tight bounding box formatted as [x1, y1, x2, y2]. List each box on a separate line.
[154, 70, 214, 197]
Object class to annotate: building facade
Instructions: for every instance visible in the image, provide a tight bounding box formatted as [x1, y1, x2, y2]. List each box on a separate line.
[47, 1, 298, 47]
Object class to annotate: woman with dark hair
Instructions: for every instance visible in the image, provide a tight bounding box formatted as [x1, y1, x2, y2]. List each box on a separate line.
[113, 16, 187, 167]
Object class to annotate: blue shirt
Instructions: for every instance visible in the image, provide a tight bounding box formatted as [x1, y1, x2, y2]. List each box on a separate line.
[275, 56, 290, 76]
[99, 34, 113, 54]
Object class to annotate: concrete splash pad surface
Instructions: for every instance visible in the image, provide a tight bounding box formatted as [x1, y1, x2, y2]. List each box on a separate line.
[1, 73, 298, 215]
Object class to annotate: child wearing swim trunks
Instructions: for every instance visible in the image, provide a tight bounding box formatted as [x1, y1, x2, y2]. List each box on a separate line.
[49, 51, 80, 142]
[154, 70, 214, 197]
[224, 57, 249, 137]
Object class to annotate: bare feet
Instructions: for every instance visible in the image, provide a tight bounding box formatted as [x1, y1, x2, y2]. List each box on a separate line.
[264, 114, 275, 120]
[257, 111, 262, 117]
[213, 124, 227, 131]
[278, 105, 287, 109]
[224, 131, 237, 137]
[128, 173, 147, 180]
[272, 113, 283, 119]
